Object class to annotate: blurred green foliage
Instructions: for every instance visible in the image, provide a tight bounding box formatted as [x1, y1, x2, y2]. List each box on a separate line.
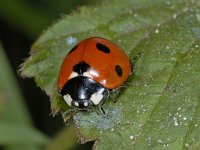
[0, 0, 96, 38]
[0, 0, 95, 150]
[0, 44, 49, 149]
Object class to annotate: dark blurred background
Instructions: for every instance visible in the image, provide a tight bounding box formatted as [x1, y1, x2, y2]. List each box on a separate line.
[0, 0, 96, 149]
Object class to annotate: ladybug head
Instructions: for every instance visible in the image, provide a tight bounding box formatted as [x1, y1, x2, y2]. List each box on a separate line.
[60, 76, 109, 109]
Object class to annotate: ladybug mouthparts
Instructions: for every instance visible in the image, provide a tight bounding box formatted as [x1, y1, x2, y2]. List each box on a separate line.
[60, 76, 109, 109]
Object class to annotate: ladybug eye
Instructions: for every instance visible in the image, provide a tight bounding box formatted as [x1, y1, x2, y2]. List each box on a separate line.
[115, 65, 123, 77]
[96, 43, 110, 53]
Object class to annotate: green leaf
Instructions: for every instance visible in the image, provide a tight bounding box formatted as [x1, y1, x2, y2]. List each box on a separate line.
[0, 43, 31, 124]
[20, 0, 200, 149]
[0, 0, 95, 37]
[46, 125, 77, 150]
[0, 122, 49, 145]
[0, 0, 50, 37]
[0, 43, 49, 149]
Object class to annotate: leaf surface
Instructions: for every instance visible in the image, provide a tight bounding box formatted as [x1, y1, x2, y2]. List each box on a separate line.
[21, 0, 200, 149]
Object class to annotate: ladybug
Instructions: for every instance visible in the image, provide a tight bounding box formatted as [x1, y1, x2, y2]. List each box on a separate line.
[58, 37, 133, 112]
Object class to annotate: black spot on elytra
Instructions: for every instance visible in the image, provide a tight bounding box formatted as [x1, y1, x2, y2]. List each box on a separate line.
[68, 45, 78, 55]
[73, 61, 91, 75]
[115, 65, 123, 77]
[96, 43, 110, 53]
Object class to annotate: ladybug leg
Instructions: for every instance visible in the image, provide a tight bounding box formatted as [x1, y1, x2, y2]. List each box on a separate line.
[94, 105, 106, 116]
[96, 90, 110, 115]
[132, 52, 142, 62]
[62, 108, 78, 123]
[98, 98, 107, 115]
[131, 52, 142, 72]
[109, 89, 121, 103]
[99, 106, 106, 114]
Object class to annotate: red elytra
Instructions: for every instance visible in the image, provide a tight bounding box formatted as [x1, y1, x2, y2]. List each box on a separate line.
[58, 37, 132, 91]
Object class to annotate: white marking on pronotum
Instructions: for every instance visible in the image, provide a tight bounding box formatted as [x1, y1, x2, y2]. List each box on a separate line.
[84, 102, 88, 107]
[63, 94, 72, 106]
[69, 72, 78, 79]
[83, 72, 93, 79]
[74, 102, 79, 107]
[90, 93, 103, 105]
